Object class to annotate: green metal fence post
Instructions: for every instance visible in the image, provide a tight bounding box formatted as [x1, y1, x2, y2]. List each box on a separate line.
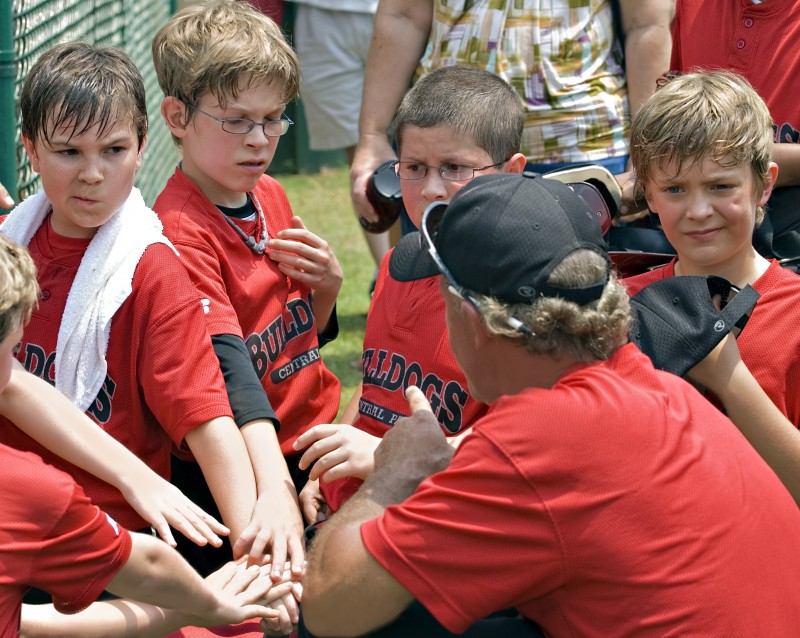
[0, 5, 16, 199]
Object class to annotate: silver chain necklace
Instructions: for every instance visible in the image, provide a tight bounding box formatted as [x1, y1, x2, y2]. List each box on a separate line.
[219, 196, 268, 255]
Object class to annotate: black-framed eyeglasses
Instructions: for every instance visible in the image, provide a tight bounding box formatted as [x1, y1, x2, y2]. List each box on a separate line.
[392, 160, 507, 182]
[419, 202, 534, 336]
[184, 102, 293, 137]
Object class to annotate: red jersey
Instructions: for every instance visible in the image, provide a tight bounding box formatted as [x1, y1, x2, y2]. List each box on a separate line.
[624, 259, 800, 426]
[671, 0, 800, 140]
[0, 218, 233, 530]
[362, 344, 800, 636]
[153, 169, 340, 453]
[164, 620, 263, 637]
[322, 250, 488, 511]
[0, 442, 131, 637]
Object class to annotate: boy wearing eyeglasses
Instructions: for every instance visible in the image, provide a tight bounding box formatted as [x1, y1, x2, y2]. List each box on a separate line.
[151, 0, 341, 615]
[293, 65, 526, 527]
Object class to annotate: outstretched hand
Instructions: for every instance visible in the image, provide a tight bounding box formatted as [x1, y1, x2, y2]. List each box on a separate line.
[121, 472, 228, 548]
[195, 559, 295, 629]
[294, 422, 380, 482]
[232, 484, 306, 581]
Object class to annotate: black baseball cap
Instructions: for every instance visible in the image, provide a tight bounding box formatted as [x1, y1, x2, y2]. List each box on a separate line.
[629, 275, 760, 377]
[389, 172, 611, 305]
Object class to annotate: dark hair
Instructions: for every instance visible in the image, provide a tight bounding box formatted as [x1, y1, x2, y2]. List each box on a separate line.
[394, 65, 524, 163]
[20, 42, 147, 148]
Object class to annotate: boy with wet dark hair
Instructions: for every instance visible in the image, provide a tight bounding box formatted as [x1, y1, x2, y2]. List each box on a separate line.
[0, 42, 259, 559]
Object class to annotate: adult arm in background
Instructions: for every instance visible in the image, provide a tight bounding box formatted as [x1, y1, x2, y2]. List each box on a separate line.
[20, 559, 294, 638]
[0, 361, 227, 548]
[688, 333, 800, 506]
[772, 143, 800, 188]
[616, 0, 675, 218]
[302, 387, 455, 636]
[349, 0, 432, 223]
[619, 0, 675, 121]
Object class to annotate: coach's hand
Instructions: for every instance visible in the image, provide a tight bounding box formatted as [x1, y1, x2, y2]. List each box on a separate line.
[369, 387, 454, 504]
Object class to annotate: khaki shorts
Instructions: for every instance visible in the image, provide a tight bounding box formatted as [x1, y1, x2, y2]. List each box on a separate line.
[294, 5, 375, 150]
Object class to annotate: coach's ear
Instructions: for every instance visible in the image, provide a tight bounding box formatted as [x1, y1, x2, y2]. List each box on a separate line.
[161, 96, 189, 139]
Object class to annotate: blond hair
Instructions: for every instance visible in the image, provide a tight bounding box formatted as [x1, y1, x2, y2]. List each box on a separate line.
[152, 0, 300, 137]
[0, 235, 39, 343]
[630, 71, 774, 223]
[472, 250, 630, 362]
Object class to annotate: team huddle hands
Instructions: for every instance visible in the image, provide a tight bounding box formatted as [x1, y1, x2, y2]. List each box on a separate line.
[4, 0, 800, 635]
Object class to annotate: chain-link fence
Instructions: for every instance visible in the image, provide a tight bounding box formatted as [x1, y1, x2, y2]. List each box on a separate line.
[0, 0, 179, 205]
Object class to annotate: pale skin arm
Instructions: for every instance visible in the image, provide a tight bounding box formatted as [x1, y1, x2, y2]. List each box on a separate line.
[339, 381, 363, 426]
[0, 181, 13, 208]
[616, 0, 675, 218]
[185, 418, 257, 546]
[20, 559, 294, 638]
[0, 362, 226, 547]
[233, 419, 305, 581]
[619, 0, 675, 121]
[303, 387, 454, 636]
[267, 216, 343, 333]
[688, 333, 800, 506]
[350, 0, 432, 222]
[104, 534, 275, 628]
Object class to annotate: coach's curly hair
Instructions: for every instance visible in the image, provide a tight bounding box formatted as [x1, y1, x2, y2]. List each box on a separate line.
[631, 70, 774, 224]
[470, 250, 630, 362]
[0, 235, 39, 344]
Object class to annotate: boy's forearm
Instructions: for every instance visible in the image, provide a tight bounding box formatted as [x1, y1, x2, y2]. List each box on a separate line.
[0, 365, 153, 493]
[339, 383, 363, 426]
[240, 418, 295, 493]
[714, 364, 800, 505]
[105, 534, 226, 619]
[21, 600, 179, 638]
[186, 418, 257, 541]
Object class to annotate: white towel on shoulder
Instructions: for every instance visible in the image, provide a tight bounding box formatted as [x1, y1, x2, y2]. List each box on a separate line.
[1, 187, 176, 412]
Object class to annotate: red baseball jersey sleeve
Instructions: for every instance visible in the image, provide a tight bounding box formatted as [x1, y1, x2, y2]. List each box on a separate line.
[0, 442, 131, 636]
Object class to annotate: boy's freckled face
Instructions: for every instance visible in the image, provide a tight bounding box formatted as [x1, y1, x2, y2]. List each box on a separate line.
[644, 155, 769, 276]
[398, 125, 500, 228]
[23, 117, 143, 239]
[178, 80, 286, 208]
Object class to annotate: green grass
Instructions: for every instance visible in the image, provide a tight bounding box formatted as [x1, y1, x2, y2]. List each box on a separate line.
[278, 166, 372, 418]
